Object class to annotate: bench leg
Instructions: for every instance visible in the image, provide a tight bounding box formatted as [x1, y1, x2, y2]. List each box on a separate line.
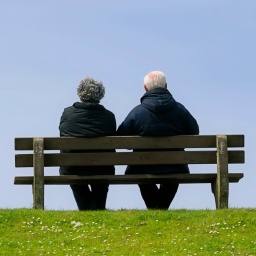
[215, 135, 229, 209]
[33, 138, 45, 210]
[32, 182, 44, 210]
[211, 178, 229, 209]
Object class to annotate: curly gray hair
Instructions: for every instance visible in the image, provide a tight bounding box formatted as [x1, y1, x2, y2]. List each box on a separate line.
[77, 77, 105, 103]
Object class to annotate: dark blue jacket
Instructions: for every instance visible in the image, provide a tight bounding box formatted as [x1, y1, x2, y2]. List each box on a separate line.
[117, 88, 199, 174]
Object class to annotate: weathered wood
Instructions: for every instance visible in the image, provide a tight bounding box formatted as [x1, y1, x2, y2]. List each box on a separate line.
[15, 150, 244, 167]
[15, 135, 244, 150]
[216, 135, 229, 209]
[14, 173, 244, 185]
[33, 138, 44, 210]
[14, 135, 245, 210]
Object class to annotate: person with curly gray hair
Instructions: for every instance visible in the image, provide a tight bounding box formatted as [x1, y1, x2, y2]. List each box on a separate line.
[77, 77, 105, 103]
[59, 76, 116, 210]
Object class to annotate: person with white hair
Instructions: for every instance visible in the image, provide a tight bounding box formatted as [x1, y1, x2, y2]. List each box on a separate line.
[117, 71, 199, 210]
[59, 76, 116, 210]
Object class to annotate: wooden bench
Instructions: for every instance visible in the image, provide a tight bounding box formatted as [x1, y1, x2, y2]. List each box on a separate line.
[14, 135, 244, 210]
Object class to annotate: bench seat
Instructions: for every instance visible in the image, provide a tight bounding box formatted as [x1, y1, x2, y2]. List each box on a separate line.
[15, 173, 244, 185]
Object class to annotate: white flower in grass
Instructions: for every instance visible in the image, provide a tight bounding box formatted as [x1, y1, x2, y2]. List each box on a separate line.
[75, 222, 83, 227]
[71, 221, 83, 228]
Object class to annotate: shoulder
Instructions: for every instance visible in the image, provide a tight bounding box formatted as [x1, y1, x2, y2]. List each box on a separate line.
[61, 105, 75, 115]
[99, 104, 115, 117]
[63, 105, 74, 111]
[63, 102, 79, 111]
[175, 101, 190, 112]
[129, 104, 145, 114]
[104, 108, 116, 119]
[120, 105, 144, 121]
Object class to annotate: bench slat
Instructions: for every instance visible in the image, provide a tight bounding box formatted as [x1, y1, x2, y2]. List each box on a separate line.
[15, 150, 245, 167]
[14, 173, 244, 185]
[15, 135, 244, 150]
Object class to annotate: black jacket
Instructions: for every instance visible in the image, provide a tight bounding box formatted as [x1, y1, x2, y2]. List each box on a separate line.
[59, 102, 116, 175]
[117, 88, 199, 174]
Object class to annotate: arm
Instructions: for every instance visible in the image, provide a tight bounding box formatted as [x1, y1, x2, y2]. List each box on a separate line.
[116, 111, 136, 135]
[59, 110, 66, 136]
[184, 109, 199, 135]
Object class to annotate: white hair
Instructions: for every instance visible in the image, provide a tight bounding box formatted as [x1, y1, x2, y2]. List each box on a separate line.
[143, 71, 166, 90]
[77, 77, 105, 103]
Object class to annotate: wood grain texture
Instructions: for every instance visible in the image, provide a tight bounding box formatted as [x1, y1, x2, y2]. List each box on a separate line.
[15, 151, 244, 167]
[14, 135, 245, 210]
[15, 173, 244, 185]
[33, 138, 44, 210]
[15, 135, 244, 150]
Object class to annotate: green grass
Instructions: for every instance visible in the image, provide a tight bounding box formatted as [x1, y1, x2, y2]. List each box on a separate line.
[0, 208, 255, 255]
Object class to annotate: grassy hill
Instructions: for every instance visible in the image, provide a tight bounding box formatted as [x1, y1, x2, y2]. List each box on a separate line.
[0, 208, 255, 255]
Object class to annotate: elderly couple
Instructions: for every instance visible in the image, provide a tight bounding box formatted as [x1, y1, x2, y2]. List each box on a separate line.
[59, 71, 199, 211]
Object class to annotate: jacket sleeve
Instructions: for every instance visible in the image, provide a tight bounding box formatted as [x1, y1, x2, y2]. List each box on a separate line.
[110, 114, 117, 135]
[116, 111, 136, 135]
[184, 109, 199, 135]
[59, 110, 66, 136]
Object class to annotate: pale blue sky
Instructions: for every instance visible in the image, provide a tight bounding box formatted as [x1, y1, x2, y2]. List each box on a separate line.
[1, 1, 255, 210]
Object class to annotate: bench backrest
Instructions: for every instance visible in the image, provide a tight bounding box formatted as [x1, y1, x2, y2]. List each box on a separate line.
[15, 135, 244, 168]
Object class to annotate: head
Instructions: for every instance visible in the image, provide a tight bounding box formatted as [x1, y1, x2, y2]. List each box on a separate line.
[77, 76, 105, 103]
[143, 71, 167, 91]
